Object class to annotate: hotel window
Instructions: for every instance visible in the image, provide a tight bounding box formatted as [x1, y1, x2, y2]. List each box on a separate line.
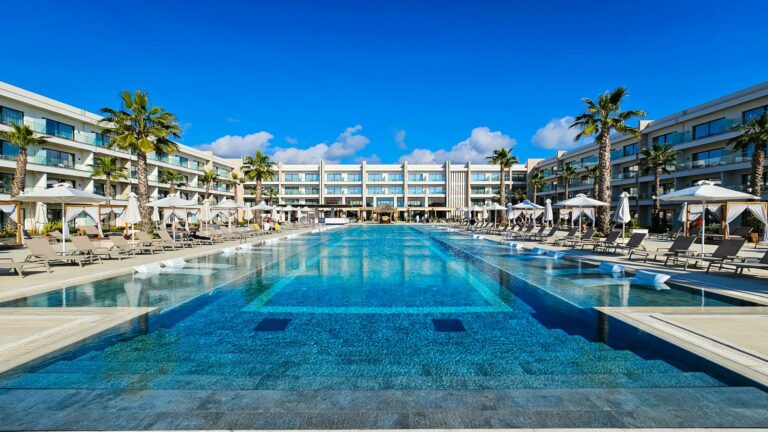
[94, 132, 110, 147]
[623, 143, 638, 157]
[0, 106, 24, 126]
[388, 173, 403, 181]
[692, 118, 725, 139]
[348, 173, 362, 181]
[408, 200, 423, 207]
[409, 172, 424, 181]
[44, 148, 75, 168]
[408, 186, 424, 194]
[0, 172, 12, 194]
[1, 140, 20, 161]
[284, 187, 300, 195]
[471, 173, 487, 181]
[44, 119, 75, 140]
[368, 173, 383, 181]
[743, 105, 768, 122]
[326, 186, 342, 195]
[305, 187, 320, 195]
[326, 173, 343, 181]
[471, 187, 486, 194]
[488, 172, 501, 181]
[367, 186, 383, 195]
[653, 132, 677, 145]
[389, 186, 403, 194]
[692, 148, 723, 165]
[347, 186, 362, 194]
[284, 173, 300, 182]
[428, 173, 445, 182]
[510, 173, 526, 182]
[428, 186, 445, 194]
[304, 173, 320, 182]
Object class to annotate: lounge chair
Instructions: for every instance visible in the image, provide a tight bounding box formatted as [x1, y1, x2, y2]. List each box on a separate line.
[727, 250, 768, 275]
[158, 230, 195, 248]
[728, 226, 753, 240]
[80, 225, 101, 239]
[109, 235, 160, 255]
[525, 226, 548, 241]
[24, 238, 91, 268]
[551, 228, 578, 246]
[532, 227, 558, 242]
[0, 258, 26, 277]
[580, 230, 621, 251]
[703, 239, 747, 272]
[630, 235, 696, 263]
[562, 229, 595, 248]
[606, 232, 647, 255]
[70, 236, 130, 261]
[657, 226, 682, 241]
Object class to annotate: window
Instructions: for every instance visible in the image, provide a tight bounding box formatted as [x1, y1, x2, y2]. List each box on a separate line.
[368, 173, 383, 182]
[408, 186, 424, 194]
[304, 173, 320, 182]
[489, 172, 501, 181]
[326, 173, 343, 181]
[44, 119, 75, 140]
[367, 186, 383, 195]
[326, 186, 342, 195]
[347, 186, 362, 194]
[305, 187, 320, 195]
[0, 106, 23, 126]
[44, 148, 75, 168]
[0, 140, 19, 161]
[653, 132, 678, 145]
[743, 105, 768, 122]
[0, 172, 12, 194]
[692, 118, 726, 139]
[284, 173, 300, 182]
[691, 148, 723, 167]
[471, 173, 487, 181]
[428, 173, 445, 182]
[348, 173, 362, 181]
[94, 132, 110, 147]
[377, 198, 394, 206]
[581, 155, 598, 166]
[471, 186, 486, 194]
[408, 200, 423, 207]
[389, 186, 403, 194]
[623, 143, 638, 157]
[510, 173, 526, 182]
[409, 172, 424, 181]
[284, 187, 300, 195]
[172, 155, 188, 167]
[428, 186, 445, 194]
[388, 173, 403, 181]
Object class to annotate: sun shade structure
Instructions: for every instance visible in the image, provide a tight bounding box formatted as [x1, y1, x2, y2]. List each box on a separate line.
[124, 193, 142, 241]
[509, 200, 543, 224]
[34, 202, 48, 233]
[554, 194, 609, 239]
[17, 183, 107, 252]
[148, 193, 197, 239]
[212, 199, 245, 230]
[659, 180, 760, 255]
[544, 199, 553, 226]
[614, 192, 632, 238]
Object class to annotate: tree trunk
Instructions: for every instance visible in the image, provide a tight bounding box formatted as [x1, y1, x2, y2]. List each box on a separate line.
[10, 148, 27, 197]
[533, 186, 538, 204]
[652, 167, 661, 231]
[565, 183, 570, 200]
[499, 167, 506, 206]
[105, 177, 112, 200]
[205, 185, 210, 200]
[751, 143, 765, 197]
[169, 183, 176, 195]
[136, 152, 151, 232]
[596, 131, 612, 233]
[255, 180, 262, 205]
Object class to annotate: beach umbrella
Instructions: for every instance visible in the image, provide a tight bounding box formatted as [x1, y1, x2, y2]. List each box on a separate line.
[199, 199, 213, 230]
[614, 191, 632, 238]
[148, 193, 197, 240]
[243, 204, 253, 223]
[17, 183, 106, 253]
[510, 199, 543, 224]
[124, 192, 141, 241]
[544, 199, 553, 226]
[212, 199, 245, 231]
[34, 202, 48, 233]
[151, 204, 160, 231]
[554, 194, 609, 240]
[487, 202, 506, 227]
[659, 180, 759, 256]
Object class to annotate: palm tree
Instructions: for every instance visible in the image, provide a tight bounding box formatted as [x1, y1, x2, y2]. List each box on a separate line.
[159, 169, 186, 195]
[560, 165, 578, 199]
[91, 156, 128, 199]
[100, 91, 181, 231]
[730, 111, 768, 197]
[0, 124, 49, 197]
[263, 187, 278, 205]
[528, 170, 545, 204]
[571, 87, 646, 232]
[242, 150, 276, 206]
[639, 143, 678, 230]
[585, 165, 601, 198]
[512, 188, 526, 203]
[199, 169, 217, 200]
[486, 148, 518, 206]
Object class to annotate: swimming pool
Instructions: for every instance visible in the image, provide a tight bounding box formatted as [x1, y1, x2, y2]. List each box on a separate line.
[0, 225, 766, 429]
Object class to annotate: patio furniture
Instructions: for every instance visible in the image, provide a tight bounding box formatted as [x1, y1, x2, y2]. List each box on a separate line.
[630, 235, 696, 263]
[70, 235, 129, 261]
[606, 232, 647, 255]
[158, 230, 195, 248]
[109, 235, 159, 255]
[727, 250, 768, 275]
[582, 230, 621, 251]
[703, 239, 748, 272]
[0, 258, 26, 277]
[24, 238, 91, 268]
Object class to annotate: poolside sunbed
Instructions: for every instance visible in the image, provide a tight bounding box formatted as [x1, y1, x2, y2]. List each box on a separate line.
[71, 235, 130, 261]
[23, 238, 92, 268]
[629, 235, 696, 263]
[0, 258, 26, 277]
[726, 250, 768, 275]
[703, 239, 748, 272]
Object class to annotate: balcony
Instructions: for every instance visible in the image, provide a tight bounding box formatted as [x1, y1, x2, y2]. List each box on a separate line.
[611, 171, 638, 181]
[652, 118, 742, 147]
[7, 118, 131, 155]
[677, 152, 757, 172]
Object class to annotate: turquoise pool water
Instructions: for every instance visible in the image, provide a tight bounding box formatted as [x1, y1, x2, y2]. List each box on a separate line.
[0, 225, 766, 429]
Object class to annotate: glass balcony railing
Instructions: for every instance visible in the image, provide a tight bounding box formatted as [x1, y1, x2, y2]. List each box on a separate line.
[677, 152, 756, 171]
[611, 171, 639, 181]
[723, 183, 768, 193]
[652, 118, 742, 147]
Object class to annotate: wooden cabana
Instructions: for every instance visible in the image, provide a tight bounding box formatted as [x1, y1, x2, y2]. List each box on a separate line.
[683, 201, 768, 240]
[0, 201, 22, 246]
[374, 203, 395, 223]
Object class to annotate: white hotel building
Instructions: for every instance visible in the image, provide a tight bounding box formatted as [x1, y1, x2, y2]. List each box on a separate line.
[1, 80, 766, 229]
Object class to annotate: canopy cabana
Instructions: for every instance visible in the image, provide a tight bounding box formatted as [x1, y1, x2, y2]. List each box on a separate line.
[554, 194, 609, 239]
[0, 201, 22, 245]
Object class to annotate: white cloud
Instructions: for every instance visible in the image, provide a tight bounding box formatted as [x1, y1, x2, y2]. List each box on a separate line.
[271, 125, 370, 164]
[531, 116, 581, 149]
[399, 127, 516, 164]
[197, 131, 273, 157]
[284, 136, 298, 145]
[354, 153, 381, 164]
[394, 129, 407, 149]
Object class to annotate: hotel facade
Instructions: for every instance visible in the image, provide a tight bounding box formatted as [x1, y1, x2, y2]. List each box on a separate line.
[1, 80, 766, 228]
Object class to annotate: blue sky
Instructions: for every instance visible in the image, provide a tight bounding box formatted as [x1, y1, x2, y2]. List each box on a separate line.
[4, 1, 767, 163]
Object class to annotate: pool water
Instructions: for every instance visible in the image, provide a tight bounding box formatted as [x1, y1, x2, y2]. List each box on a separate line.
[0, 225, 766, 429]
